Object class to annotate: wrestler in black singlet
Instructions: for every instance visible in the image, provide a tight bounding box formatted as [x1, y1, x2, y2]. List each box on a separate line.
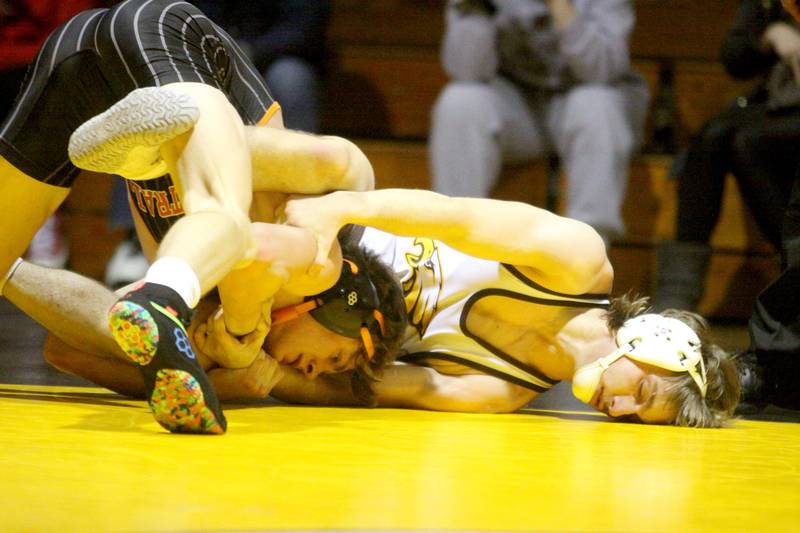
[0, 0, 276, 242]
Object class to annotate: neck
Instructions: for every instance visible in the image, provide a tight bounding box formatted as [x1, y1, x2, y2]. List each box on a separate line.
[555, 309, 617, 377]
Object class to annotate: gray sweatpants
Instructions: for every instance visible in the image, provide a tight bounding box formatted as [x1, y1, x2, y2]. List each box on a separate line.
[429, 76, 649, 240]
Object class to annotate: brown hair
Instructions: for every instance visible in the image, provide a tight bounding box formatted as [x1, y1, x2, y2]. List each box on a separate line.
[340, 240, 408, 406]
[605, 293, 741, 427]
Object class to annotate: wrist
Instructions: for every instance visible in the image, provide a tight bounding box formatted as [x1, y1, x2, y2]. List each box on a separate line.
[332, 190, 363, 227]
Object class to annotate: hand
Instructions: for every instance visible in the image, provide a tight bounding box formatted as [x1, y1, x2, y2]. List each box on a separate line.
[784, 0, 800, 24]
[193, 305, 269, 369]
[545, 0, 576, 30]
[208, 351, 284, 400]
[282, 193, 347, 269]
[765, 22, 800, 82]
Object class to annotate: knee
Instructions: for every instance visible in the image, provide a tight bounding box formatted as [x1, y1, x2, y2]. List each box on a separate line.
[563, 85, 634, 156]
[315, 135, 375, 191]
[731, 127, 763, 165]
[432, 82, 496, 131]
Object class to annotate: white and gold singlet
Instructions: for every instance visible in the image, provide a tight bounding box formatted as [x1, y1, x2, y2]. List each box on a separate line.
[358, 227, 611, 393]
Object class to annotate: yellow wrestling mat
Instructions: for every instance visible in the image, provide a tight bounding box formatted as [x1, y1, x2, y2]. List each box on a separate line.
[1, 385, 799, 532]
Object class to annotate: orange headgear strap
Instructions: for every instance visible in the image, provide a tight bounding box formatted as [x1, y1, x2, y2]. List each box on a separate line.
[271, 299, 321, 326]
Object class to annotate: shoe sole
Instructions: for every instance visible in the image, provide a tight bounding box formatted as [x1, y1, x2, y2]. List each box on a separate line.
[109, 300, 224, 435]
[68, 86, 199, 179]
[150, 369, 225, 435]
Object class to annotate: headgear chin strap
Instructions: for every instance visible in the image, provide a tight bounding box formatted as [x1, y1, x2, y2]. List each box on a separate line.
[270, 258, 386, 360]
[572, 314, 707, 404]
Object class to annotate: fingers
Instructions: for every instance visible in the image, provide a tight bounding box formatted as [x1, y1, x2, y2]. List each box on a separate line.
[251, 354, 284, 395]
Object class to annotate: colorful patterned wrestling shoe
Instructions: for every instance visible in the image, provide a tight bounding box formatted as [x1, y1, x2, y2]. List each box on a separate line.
[68, 86, 200, 181]
[109, 282, 226, 434]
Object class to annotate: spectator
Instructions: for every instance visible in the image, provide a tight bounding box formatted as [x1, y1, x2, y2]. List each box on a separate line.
[737, 0, 800, 412]
[654, 0, 800, 311]
[429, 0, 649, 246]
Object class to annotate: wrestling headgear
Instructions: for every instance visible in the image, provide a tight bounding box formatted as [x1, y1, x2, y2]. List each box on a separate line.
[572, 314, 707, 404]
[270, 258, 387, 360]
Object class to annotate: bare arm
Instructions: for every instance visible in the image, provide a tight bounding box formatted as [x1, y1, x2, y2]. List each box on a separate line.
[373, 364, 537, 413]
[284, 188, 612, 294]
[270, 362, 536, 413]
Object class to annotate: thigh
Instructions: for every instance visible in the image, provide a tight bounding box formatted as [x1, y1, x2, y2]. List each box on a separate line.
[0, 9, 112, 188]
[491, 77, 548, 163]
[0, 157, 69, 273]
[160, 82, 251, 220]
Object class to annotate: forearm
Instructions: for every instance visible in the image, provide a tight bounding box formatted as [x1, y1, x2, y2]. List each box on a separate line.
[3, 261, 124, 359]
[331, 189, 608, 290]
[270, 369, 362, 406]
[374, 364, 534, 413]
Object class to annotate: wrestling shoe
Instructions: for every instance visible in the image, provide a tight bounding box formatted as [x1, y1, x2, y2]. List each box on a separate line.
[735, 349, 768, 415]
[109, 282, 226, 434]
[68, 86, 200, 181]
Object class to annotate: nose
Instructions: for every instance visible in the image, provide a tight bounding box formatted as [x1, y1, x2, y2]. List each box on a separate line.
[301, 358, 321, 380]
[607, 395, 637, 417]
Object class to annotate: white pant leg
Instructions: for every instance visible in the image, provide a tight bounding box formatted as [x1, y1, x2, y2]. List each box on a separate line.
[547, 82, 648, 240]
[429, 77, 548, 197]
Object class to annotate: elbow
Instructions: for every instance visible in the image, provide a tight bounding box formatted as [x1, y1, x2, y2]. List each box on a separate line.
[323, 136, 375, 192]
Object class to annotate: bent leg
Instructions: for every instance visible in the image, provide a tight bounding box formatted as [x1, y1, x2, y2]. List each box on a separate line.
[430, 78, 546, 198]
[548, 84, 645, 241]
[246, 126, 375, 195]
[0, 157, 69, 293]
[44, 335, 147, 399]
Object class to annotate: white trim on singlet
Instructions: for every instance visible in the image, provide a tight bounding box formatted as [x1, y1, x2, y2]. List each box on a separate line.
[217, 30, 271, 109]
[48, 16, 78, 75]
[181, 18, 213, 85]
[93, 8, 103, 53]
[133, 0, 160, 86]
[0, 30, 57, 137]
[76, 10, 104, 51]
[199, 35, 224, 88]
[110, 0, 141, 88]
[159, 2, 186, 83]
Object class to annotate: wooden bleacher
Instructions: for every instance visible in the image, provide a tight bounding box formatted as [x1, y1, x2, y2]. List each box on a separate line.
[64, 0, 779, 319]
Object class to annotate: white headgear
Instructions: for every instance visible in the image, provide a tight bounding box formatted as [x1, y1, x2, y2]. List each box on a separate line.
[572, 314, 707, 404]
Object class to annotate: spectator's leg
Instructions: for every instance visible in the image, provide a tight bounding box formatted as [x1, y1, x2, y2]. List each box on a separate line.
[654, 106, 749, 311]
[730, 112, 800, 251]
[547, 84, 645, 244]
[430, 78, 546, 198]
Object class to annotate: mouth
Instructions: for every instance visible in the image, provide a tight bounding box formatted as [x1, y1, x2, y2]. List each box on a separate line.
[590, 385, 604, 411]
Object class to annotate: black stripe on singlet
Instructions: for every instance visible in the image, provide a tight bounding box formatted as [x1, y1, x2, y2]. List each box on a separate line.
[445, 276, 611, 390]
[398, 352, 552, 394]
[502, 264, 612, 301]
